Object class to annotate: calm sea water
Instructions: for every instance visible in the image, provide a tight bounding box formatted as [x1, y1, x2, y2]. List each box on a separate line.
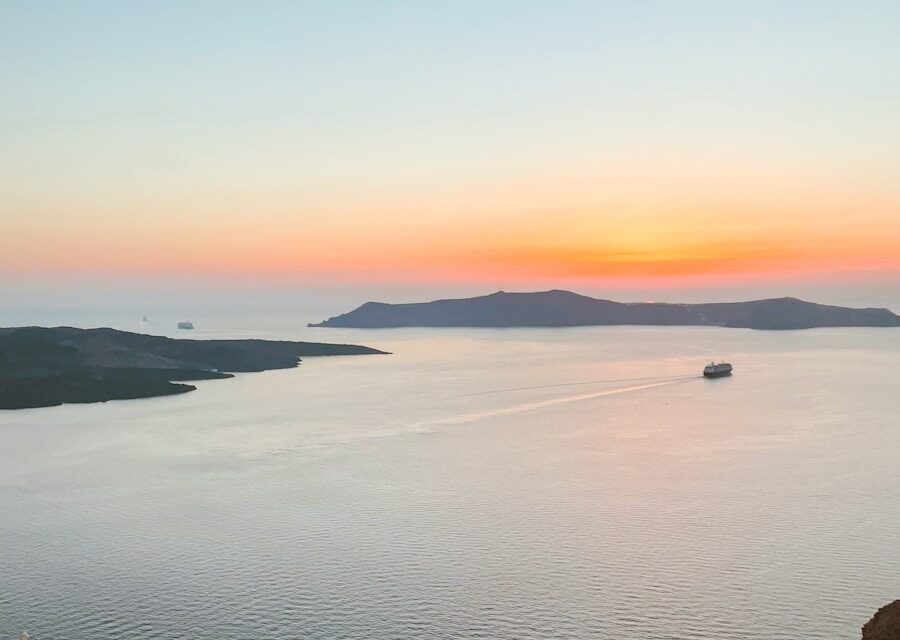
[1, 320, 898, 639]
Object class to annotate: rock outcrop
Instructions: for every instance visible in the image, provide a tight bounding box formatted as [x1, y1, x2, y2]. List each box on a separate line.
[862, 600, 900, 639]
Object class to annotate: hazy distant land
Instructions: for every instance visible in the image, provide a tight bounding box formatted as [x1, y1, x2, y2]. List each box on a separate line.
[312, 290, 900, 330]
[0, 327, 386, 410]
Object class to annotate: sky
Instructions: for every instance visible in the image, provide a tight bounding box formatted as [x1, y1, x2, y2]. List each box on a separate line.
[2, 1, 899, 309]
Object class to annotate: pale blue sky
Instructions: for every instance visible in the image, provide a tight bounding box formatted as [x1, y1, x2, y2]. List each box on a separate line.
[2, 1, 899, 308]
[4, 1, 899, 195]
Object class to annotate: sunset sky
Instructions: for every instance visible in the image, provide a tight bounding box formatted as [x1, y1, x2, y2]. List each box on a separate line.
[2, 1, 899, 306]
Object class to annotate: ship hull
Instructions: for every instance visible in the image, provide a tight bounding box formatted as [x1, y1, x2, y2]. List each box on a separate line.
[703, 370, 732, 378]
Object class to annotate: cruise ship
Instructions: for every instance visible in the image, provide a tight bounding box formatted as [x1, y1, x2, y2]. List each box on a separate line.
[703, 362, 732, 378]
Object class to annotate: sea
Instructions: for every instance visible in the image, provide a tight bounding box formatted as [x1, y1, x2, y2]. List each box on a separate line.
[1, 309, 898, 639]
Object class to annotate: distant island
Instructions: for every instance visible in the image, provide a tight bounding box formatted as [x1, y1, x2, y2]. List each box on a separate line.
[311, 290, 900, 330]
[0, 327, 386, 410]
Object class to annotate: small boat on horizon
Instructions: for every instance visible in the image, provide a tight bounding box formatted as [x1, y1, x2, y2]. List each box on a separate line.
[703, 361, 732, 378]
[177, 321, 194, 330]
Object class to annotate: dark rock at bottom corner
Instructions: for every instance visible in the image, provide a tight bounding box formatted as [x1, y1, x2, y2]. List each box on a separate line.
[863, 600, 900, 640]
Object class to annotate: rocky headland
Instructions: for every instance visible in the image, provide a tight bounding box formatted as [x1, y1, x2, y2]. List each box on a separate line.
[0, 326, 386, 409]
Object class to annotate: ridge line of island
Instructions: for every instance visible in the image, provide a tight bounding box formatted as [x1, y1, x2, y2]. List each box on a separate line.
[310, 290, 900, 330]
[0, 326, 388, 410]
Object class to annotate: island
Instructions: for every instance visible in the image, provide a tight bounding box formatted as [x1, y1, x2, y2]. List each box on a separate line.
[310, 289, 900, 330]
[0, 326, 387, 410]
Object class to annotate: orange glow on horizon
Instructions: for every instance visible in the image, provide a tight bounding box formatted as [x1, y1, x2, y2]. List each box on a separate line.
[7, 225, 898, 287]
[4, 165, 899, 288]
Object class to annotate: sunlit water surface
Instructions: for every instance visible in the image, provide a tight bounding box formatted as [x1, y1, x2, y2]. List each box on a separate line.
[1, 321, 898, 639]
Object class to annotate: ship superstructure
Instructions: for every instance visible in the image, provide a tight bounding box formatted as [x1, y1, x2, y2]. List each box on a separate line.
[703, 362, 732, 377]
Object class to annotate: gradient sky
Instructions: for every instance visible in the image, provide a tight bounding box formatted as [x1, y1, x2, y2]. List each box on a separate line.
[2, 1, 899, 301]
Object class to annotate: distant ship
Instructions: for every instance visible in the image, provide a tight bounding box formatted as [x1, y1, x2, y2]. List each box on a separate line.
[177, 321, 194, 330]
[703, 362, 732, 378]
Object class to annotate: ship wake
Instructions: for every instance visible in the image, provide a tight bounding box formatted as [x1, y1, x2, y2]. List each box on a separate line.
[415, 378, 694, 428]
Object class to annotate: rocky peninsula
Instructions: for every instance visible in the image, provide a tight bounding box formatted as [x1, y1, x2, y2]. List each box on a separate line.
[311, 290, 900, 330]
[0, 326, 386, 410]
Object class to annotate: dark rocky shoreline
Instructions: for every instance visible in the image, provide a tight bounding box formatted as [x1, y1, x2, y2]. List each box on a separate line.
[0, 326, 386, 410]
